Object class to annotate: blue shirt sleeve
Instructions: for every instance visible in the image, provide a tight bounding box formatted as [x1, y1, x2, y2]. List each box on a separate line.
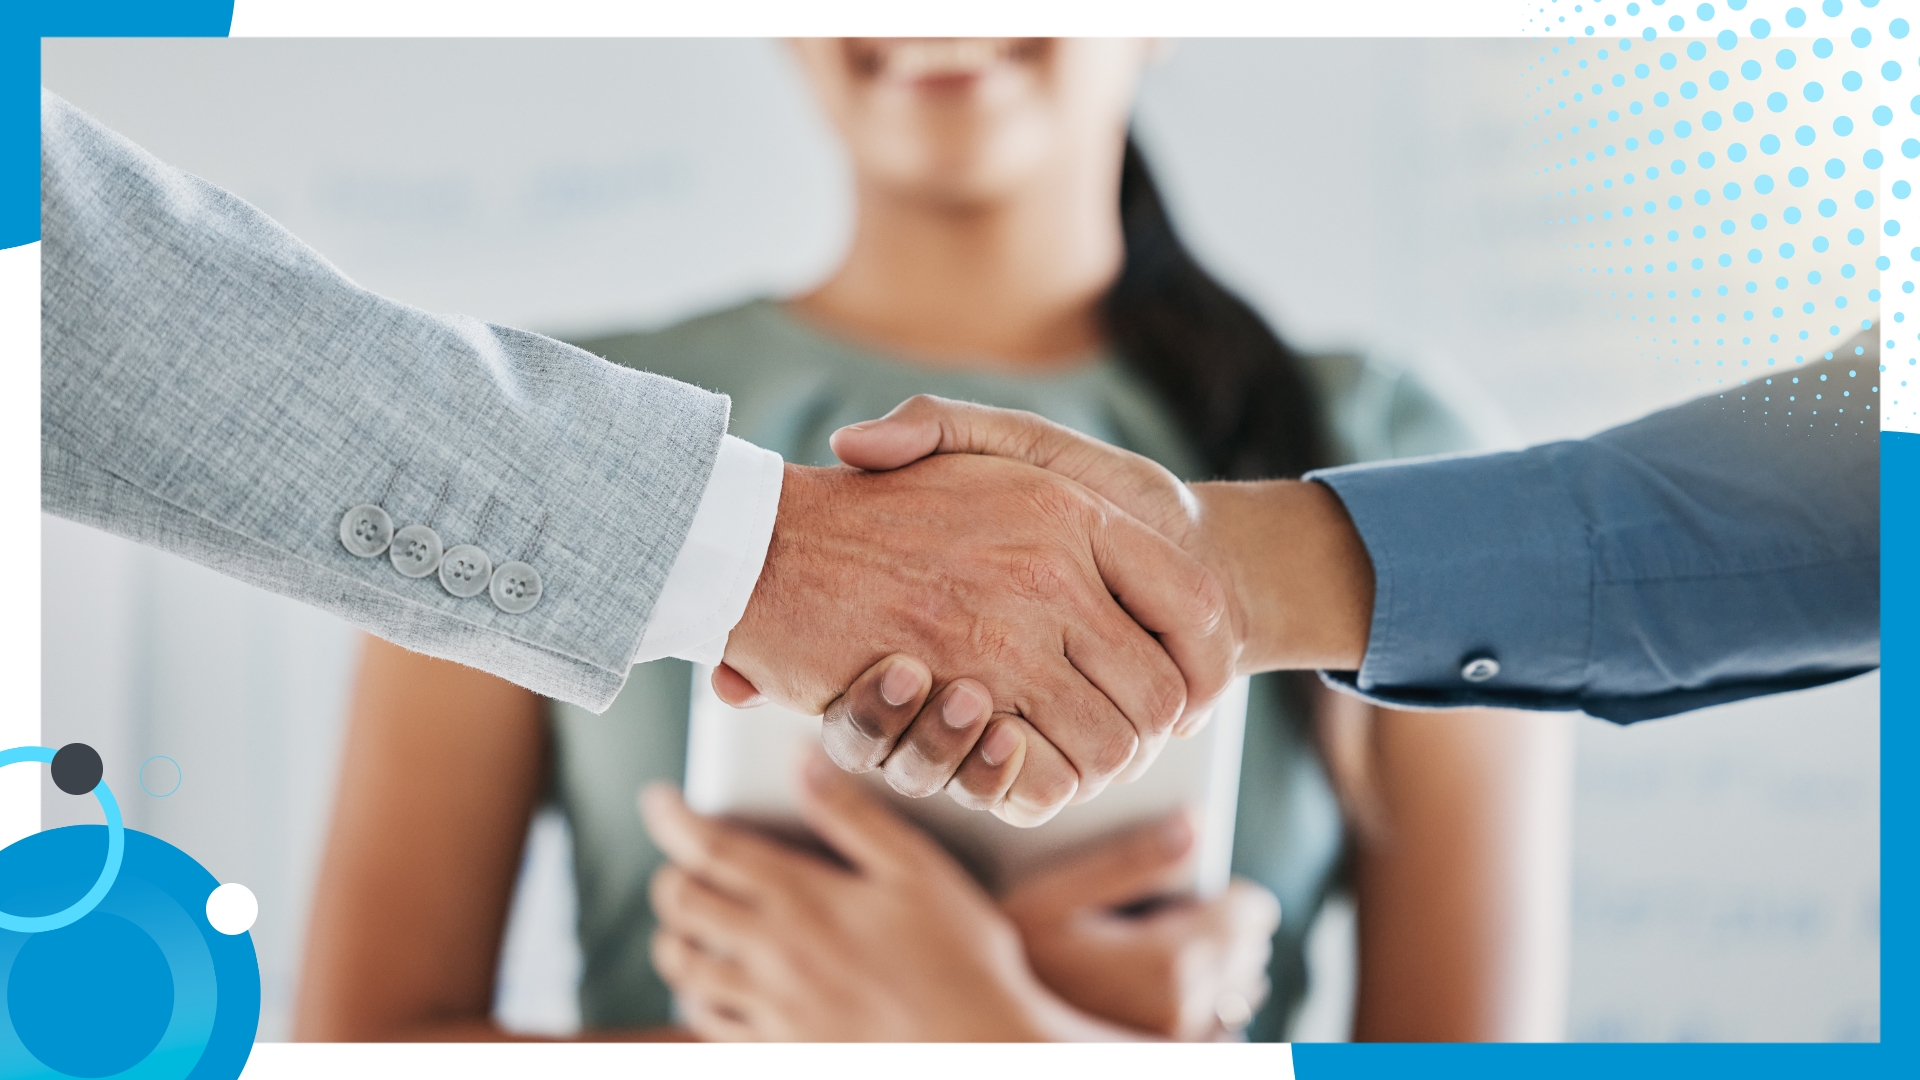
[1306, 342, 1880, 724]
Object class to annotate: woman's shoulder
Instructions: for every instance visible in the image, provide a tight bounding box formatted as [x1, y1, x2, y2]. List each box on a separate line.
[1302, 351, 1490, 467]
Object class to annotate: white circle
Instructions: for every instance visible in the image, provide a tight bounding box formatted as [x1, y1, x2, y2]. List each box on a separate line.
[205, 882, 258, 936]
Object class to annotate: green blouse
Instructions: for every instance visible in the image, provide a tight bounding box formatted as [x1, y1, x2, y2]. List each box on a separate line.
[551, 299, 1478, 1040]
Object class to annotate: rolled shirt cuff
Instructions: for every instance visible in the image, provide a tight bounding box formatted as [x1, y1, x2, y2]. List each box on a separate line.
[632, 435, 785, 667]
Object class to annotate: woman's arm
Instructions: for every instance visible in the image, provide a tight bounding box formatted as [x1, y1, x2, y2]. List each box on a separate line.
[1343, 698, 1573, 1041]
[293, 636, 683, 1041]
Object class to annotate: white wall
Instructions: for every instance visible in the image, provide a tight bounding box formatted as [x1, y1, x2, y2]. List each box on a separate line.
[40, 37, 1877, 1042]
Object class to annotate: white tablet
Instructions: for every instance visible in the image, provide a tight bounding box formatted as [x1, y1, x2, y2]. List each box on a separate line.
[684, 669, 1248, 897]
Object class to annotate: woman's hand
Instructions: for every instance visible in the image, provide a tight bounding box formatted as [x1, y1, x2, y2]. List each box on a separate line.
[641, 754, 1088, 1041]
[1001, 812, 1281, 1041]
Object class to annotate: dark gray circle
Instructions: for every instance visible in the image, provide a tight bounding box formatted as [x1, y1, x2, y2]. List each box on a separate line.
[51, 743, 103, 796]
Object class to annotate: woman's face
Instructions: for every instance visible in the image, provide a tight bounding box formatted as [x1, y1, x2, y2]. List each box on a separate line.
[790, 38, 1152, 208]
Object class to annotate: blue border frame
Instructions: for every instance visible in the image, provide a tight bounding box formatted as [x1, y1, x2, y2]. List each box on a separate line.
[10, 3, 1906, 1074]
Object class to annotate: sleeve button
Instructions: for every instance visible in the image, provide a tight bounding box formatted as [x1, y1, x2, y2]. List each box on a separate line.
[389, 524, 444, 578]
[1460, 656, 1501, 683]
[339, 504, 394, 557]
[438, 545, 494, 598]
[490, 561, 543, 614]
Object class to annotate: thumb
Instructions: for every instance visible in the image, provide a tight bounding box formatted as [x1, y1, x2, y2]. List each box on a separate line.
[829, 394, 1076, 473]
[831, 395, 1197, 542]
[795, 751, 946, 878]
[1003, 808, 1197, 922]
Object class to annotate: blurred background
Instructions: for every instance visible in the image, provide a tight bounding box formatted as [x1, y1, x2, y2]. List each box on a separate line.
[40, 37, 1879, 1042]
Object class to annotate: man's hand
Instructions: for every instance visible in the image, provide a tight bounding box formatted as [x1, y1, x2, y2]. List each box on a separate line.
[720, 453, 1235, 825]
[828, 395, 1376, 678]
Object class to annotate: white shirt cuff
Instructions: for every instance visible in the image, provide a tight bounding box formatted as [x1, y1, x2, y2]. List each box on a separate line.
[632, 434, 785, 667]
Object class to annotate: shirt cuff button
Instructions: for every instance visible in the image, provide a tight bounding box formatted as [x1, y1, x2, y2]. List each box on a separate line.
[1460, 655, 1501, 683]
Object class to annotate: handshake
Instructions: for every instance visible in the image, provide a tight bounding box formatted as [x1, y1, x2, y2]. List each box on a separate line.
[718, 395, 1377, 826]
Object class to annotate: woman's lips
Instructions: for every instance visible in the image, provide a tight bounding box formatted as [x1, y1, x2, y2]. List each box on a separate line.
[856, 38, 1021, 84]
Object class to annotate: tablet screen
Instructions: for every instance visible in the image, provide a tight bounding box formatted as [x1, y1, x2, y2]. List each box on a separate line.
[684, 671, 1248, 897]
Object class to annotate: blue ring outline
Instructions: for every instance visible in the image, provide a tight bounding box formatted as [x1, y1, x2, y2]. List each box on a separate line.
[0, 746, 124, 932]
[140, 755, 182, 798]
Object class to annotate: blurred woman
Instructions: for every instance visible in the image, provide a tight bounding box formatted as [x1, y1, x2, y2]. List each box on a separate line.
[295, 37, 1571, 1042]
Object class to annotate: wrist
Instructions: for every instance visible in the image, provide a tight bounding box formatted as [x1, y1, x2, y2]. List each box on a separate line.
[1190, 479, 1373, 674]
[723, 462, 837, 706]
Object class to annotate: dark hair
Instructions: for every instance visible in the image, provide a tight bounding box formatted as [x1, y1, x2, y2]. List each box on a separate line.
[1101, 136, 1326, 481]
[1104, 138, 1385, 859]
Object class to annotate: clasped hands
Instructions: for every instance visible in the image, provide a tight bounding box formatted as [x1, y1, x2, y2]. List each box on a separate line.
[718, 395, 1377, 826]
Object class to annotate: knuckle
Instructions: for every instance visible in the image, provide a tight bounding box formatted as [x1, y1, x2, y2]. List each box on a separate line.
[883, 754, 946, 799]
[1086, 724, 1141, 780]
[1182, 567, 1230, 636]
[944, 776, 1002, 811]
[1019, 763, 1080, 816]
[1009, 552, 1072, 602]
[1142, 673, 1187, 733]
[1019, 474, 1091, 529]
[820, 710, 893, 771]
[821, 721, 887, 773]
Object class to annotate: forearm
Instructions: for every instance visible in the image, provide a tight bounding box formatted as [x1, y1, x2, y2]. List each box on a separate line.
[1193, 351, 1877, 722]
[42, 90, 731, 710]
[1350, 707, 1573, 1042]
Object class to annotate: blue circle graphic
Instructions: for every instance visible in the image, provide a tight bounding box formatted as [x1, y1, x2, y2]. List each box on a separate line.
[0, 826, 259, 1079]
[0, 747, 122, 933]
[9, 913, 173, 1076]
[140, 758, 182, 799]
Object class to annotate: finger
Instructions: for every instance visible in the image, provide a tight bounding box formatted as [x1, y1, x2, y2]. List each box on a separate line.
[677, 991, 760, 1043]
[649, 864, 763, 961]
[830, 396, 1195, 538]
[639, 784, 837, 902]
[1089, 508, 1236, 735]
[712, 663, 768, 708]
[1060, 603, 1184, 784]
[819, 654, 934, 773]
[993, 720, 1080, 827]
[1015, 657, 1140, 806]
[945, 715, 1026, 811]
[651, 931, 762, 1040]
[880, 678, 993, 798]
[1221, 879, 1283, 973]
[796, 752, 951, 877]
[1001, 809, 1197, 921]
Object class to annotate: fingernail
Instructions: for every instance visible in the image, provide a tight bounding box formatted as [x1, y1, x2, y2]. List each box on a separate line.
[880, 662, 922, 707]
[942, 683, 988, 729]
[839, 421, 873, 434]
[979, 722, 1020, 767]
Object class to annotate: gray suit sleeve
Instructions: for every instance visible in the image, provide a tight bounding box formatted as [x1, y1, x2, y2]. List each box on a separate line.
[40, 89, 730, 711]
[1309, 342, 1879, 724]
